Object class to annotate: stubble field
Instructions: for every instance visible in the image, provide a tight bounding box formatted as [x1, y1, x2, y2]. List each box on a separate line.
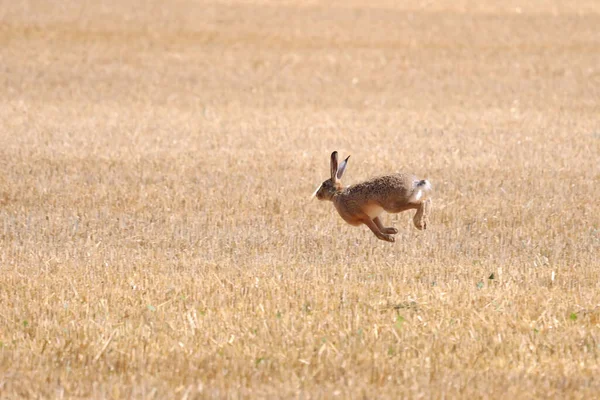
[1, 0, 599, 398]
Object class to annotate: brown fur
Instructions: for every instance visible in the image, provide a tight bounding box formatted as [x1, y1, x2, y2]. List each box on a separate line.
[315, 152, 432, 242]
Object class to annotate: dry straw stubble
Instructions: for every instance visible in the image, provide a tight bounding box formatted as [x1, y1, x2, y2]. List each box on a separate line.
[0, 0, 599, 398]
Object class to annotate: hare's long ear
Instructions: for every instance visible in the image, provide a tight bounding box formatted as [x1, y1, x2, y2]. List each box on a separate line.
[330, 151, 339, 180]
[336, 155, 350, 180]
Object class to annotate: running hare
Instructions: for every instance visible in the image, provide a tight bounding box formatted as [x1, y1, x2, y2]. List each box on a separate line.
[313, 151, 432, 242]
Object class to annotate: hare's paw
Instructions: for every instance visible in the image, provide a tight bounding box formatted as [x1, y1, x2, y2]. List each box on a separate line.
[382, 234, 395, 243]
[413, 213, 427, 230]
[383, 227, 398, 235]
[413, 199, 431, 230]
[414, 221, 426, 230]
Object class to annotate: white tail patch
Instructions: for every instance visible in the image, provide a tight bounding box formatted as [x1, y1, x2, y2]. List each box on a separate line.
[311, 183, 323, 198]
[413, 189, 423, 201]
[410, 180, 432, 203]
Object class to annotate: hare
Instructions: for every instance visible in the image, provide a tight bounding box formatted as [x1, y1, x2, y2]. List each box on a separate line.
[312, 151, 432, 242]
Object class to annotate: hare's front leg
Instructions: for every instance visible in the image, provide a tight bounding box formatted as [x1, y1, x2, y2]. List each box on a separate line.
[362, 217, 395, 242]
[374, 216, 398, 235]
[413, 198, 432, 230]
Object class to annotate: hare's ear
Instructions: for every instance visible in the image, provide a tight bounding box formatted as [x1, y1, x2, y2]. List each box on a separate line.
[336, 155, 350, 179]
[330, 151, 339, 180]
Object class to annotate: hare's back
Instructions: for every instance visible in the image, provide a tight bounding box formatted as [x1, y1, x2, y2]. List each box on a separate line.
[372, 173, 416, 193]
[347, 173, 416, 200]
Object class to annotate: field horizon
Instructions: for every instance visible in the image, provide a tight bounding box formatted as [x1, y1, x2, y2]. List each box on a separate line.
[1, 0, 599, 398]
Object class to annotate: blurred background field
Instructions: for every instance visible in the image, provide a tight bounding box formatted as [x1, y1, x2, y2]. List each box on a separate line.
[0, 0, 599, 398]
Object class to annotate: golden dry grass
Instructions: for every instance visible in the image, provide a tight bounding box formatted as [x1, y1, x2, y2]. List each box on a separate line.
[1, 0, 599, 398]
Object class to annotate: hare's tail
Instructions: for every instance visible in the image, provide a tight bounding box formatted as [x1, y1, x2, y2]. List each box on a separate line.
[410, 179, 432, 203]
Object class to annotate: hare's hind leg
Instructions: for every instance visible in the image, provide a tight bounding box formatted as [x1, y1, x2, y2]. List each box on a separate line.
[374, 216, 398, 235]
[362, 217, 395, 242]
[413, 198, 432, 230]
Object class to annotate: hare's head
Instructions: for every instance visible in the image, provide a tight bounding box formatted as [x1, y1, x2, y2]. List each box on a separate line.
[312, 151, 349, 201]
